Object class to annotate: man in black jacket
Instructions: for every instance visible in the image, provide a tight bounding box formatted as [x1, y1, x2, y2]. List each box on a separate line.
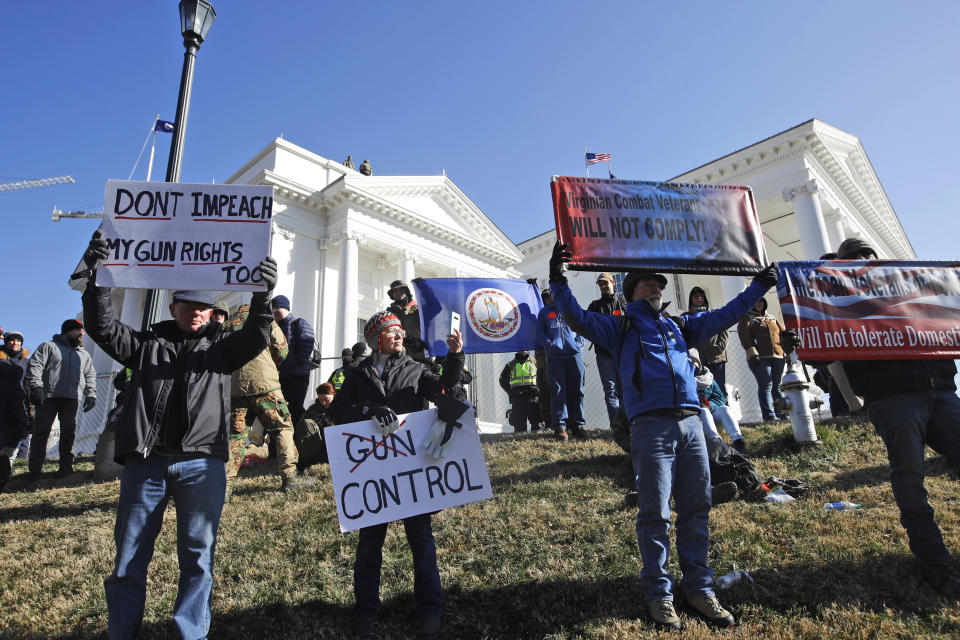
[80, 230, 277, 639]
[328, 309, 465, 639]
[836, 237, 960, 592]
[587, 272, 626, 428]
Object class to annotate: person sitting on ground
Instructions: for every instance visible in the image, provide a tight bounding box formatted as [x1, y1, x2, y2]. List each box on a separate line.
[294, 381, 336, 469]
[689, 348, 747, 456]
[548, 241, 778, 631]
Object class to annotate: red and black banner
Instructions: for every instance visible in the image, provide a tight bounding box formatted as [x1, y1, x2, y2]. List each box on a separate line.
[776, 260, 960, 360]
[550, 176, 767, 275]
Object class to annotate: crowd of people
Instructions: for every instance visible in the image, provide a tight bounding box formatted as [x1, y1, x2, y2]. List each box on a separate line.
[1, 229, 958, 638]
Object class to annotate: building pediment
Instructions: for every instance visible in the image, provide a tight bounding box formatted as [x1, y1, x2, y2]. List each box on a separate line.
[226, 138, 523, 268]
[671, 119, 914, 259]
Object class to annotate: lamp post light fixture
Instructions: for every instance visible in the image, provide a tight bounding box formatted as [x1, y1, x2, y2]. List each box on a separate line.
[141, 0, 216, 330]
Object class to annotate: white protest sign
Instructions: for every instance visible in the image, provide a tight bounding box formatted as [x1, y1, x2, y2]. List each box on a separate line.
[96, 179, 274, 291]
[326, 406, 493, 532]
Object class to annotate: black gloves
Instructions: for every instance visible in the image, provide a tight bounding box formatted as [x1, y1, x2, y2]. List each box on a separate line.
[549, 242, 572, 282]
[257, 256, 278, 292]
[251, 256, 278, 304]
[753, 264, 779, 288]
[84, 230, 110, 268]
[82, 396, 96, 413]
[29, 388, 44, 407]
[368, 405, 400, 435]
[780, 330, 802, 352]
[72, 229, 111, 282]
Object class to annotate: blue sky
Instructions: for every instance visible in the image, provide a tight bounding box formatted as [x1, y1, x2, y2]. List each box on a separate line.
[2, 1, 958, 351]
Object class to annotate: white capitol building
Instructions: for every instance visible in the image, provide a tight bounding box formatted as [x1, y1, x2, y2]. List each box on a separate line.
[73, 118, 913, 453]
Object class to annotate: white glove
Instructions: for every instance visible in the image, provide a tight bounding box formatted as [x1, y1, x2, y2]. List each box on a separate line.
[422, 419, 458, 458]
[370, 405, 400, 435]
[695, 369, 714, 391]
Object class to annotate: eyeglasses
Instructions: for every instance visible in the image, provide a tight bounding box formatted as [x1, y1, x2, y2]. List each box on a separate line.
[381, 327, 406, 337]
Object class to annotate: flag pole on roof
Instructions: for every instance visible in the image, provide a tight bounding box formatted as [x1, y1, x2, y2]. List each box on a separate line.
[584, 146, 589, 178]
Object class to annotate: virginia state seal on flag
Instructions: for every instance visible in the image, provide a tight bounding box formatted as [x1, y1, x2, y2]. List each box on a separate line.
[411, 277, 543, 354]
[465, 288, 521, 341]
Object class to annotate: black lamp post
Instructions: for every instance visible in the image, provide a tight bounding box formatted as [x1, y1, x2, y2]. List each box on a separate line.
[141, 0, 216, 330]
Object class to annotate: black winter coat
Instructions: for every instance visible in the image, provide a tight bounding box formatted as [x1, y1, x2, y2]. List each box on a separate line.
[842, 359, 957, 406]
[328, 351, 464, 424]
[586, 294, 626, 356]
[82, 284, 272, 463]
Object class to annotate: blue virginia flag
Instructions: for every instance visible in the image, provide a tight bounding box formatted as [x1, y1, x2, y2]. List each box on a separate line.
[154, 119, 174, 132]
[411, 278, 543, 355]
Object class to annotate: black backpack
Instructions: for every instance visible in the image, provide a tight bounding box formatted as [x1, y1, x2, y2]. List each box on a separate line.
[705, 436, 761, 494]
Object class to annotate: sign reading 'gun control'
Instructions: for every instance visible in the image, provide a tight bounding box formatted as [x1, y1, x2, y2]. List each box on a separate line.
[96, 180, 274, 291]
[326, 407, 492, 532]
[550, 176, 767, 275]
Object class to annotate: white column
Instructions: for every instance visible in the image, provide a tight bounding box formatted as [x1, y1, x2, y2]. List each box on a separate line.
[782, 179, 831, 259]
[400, 249, 418, 284]
[118, 288, 146, 329]
[338, 232, 360, 350]
[823, 209, 846, 256]
[720, 274, 747, 303]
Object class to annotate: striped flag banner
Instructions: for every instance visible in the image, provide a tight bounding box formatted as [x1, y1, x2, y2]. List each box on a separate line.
[775, 260, 960, 360]
[585, 152, 611, 165]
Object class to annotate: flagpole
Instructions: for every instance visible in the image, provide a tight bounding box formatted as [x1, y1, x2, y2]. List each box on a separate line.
[584, 146, 590, 178]
[146, 114, 160, 182]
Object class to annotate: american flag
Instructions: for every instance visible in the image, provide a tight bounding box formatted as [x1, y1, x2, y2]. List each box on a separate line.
[585, 152, 611, 165]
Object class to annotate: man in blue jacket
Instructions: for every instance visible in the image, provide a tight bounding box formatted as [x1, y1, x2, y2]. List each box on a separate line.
[270, 295, 315, 424]
[537, 288, 586, 441]
[548, 243, 777, 630]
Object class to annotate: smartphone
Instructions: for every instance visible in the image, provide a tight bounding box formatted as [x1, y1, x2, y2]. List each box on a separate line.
[450, 311, 461, 335]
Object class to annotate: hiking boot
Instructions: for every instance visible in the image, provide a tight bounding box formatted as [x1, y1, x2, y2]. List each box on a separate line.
[684, 595, 735, 627]
[732, 438, 748, 456]
[55, 466, 74, 479]
[352, 614, 376, 638]
[647, 599, 682, 631]
[570, 426, 588, 441]
[554, 428, 569, 442]
[418, 613, 442, 638]
[711, 481, 738, 505]
[26, 470, 42, 482]
[281, 474, 317, 493]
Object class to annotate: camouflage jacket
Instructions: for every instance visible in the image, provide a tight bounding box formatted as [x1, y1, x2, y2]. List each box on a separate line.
[224, 304, 288, 397]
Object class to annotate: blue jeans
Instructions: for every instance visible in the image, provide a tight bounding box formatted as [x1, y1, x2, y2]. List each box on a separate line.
[354, 513, 442, 619]
[748, 358, 785, 420]
[105, 455, 226, 640]
[594, 351, 621, 427]
[546, 354, 585, 430]
[868, 390, 960, 566]
[630, 414, 714, 601]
